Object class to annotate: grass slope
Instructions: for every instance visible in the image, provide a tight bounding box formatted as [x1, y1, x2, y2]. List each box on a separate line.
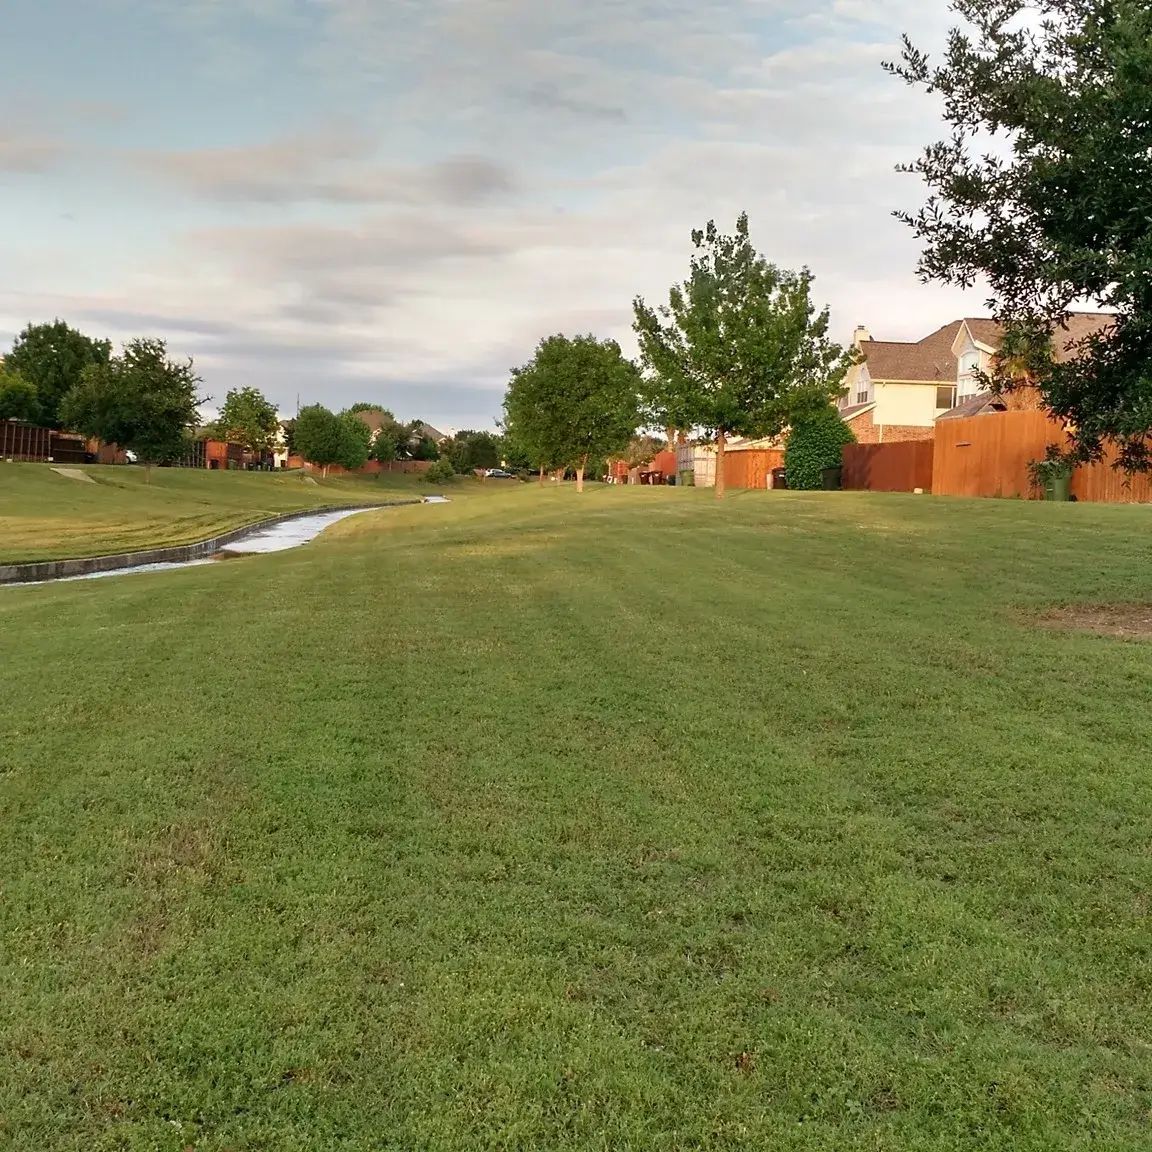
[0, 463, 432, 563]
[2, 487, 1151, 1150]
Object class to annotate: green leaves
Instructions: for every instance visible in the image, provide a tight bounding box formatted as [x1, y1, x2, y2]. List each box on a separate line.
[633, 214, 853, 441]
[784, 405, 857, 491]
[58, 338, 201, 467]
[218, 387, 280, 455]
[503, 334, 641, 476]
[0, 368, 40, 423]
[293, 406, 373, 472]
[892, 0, 1152, 467]
[4, 321, 111, 428]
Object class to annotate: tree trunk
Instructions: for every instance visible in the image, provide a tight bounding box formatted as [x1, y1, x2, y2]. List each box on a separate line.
[715, 431, 727, 499]
[323, 464, 330, 479]
[538, 465, 546, 485]
[576, 454, 588, 493]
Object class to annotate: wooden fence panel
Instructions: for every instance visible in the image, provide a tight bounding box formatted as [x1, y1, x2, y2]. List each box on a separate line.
[932, 411, 1059, 498]
[724, 449, 784, 490]
[843, 441, 934, 492]
[1072, 453, 1152, 503]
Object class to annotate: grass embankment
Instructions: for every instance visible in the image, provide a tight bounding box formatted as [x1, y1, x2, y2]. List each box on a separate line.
[0, 463, 434, 563]
[2, 487, 1151, 1150]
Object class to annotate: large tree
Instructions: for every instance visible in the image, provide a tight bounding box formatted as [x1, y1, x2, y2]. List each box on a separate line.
[0, 367, 40, 423]
[445, 430, 501, 475]
[293, 405, 372, 475]
[58, 338, 201, 475]
[218, 386, 279, 456]
[503, 334, 641, 492]
[889, 0, 1152, 469]
[337, 410, 372, 471]
[633, 214, 853, 498]
[5, 320, 112, 428]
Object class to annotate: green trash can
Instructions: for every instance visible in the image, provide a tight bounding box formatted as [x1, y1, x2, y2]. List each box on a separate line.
[821, 466, 843, 491]
[1043, 469, 1073, 502]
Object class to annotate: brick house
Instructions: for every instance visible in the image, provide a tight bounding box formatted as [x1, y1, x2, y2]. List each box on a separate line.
[838, 322, 966, 443]
[938, 312, 1115, 419]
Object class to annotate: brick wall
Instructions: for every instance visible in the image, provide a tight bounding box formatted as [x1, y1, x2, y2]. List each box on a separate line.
[846, 408, 935, 445]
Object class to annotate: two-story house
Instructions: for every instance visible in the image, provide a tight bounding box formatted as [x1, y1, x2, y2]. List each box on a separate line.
[838, 322, 965, 442]
[939, 312, 1114, 419]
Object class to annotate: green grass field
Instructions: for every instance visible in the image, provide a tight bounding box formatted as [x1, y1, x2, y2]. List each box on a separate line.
[2, 482, 1151, 1150]
[0, 463, 434, 563]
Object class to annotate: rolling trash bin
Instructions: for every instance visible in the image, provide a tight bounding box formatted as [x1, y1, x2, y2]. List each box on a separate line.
[821, 467, 843, 491]
[771, 467, 788, 490]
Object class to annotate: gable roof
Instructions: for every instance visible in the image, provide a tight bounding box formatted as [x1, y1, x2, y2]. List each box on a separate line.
[955, 312, 1115, 362]
[352, 409, 390, 433]
[860, 320, 964, 384]
[839, 402, 876, 421]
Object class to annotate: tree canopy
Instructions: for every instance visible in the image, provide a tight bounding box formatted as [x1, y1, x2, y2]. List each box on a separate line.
[293, 405, 372, 474]
[890, 0, 1152, 469]
[0, 367, 40, 423]
[58, 338, 201, 471]
[633, 214, 853, 496]
[503, 334, 641, 491]
[445, 430, 501, 475]
[218, 386, 280, 455]
[6, 321, 113, 429]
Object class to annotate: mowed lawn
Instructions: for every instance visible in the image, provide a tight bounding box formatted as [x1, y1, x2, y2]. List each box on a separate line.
[2, 485, 1151, 1151]
[0, 463, 429, 563]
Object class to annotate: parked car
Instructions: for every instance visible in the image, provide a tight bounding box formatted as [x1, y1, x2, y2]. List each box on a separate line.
[485, 468, 515, 479]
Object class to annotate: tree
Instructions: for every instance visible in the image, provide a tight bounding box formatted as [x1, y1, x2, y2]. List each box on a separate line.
[293, 405, 374, 475]
[410, 433, 440, 461]
[280, 417, 298, 455]
[337, 410, 372, 471]
[5, 320, 112, 428]
[0, 368, 40, 422]
[369, 411, 409, 463]
[218, 386, 279, 456]
[784, 404, 856, 490]
[58, 338, 201, 476]
[889, 0, 1152, 470]
[634, 214, 855, 498]
[293, 405, 345, 476]
[503, 334, 641, 492]
[445, 430, 501, 475]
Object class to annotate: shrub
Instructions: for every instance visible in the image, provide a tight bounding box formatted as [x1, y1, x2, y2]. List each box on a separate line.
[423, 457, 457, 484]
[784, 405, 856, 490]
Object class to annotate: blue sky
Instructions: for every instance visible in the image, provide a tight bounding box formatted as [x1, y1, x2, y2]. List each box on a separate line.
[1, 0, 978, 428]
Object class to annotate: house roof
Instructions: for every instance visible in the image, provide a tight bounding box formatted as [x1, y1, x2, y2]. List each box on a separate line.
[839, 402, 876, 421]
[936, 391, 1007, 420]
[352, 409, 391, 433]
[413, 421, 446, 442]
[956, 312, 1115, 362]
[860, 320, 964, 383]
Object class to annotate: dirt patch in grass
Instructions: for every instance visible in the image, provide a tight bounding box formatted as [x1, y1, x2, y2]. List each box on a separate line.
[1038, 604, 1152, 637]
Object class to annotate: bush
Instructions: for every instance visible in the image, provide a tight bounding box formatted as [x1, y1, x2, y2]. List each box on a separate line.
[784, 405, 856, 490]
[423, 458, 457, 484]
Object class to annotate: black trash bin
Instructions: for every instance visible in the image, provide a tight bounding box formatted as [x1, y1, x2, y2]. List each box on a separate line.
[771, 467, 788, 490]
[821, 466, 843, 491]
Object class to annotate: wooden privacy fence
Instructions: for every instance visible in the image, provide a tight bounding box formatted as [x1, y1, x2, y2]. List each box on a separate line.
[724, 449, 784, 490]
[933, 410, 1152, 502]
[843, 441, 934, 493]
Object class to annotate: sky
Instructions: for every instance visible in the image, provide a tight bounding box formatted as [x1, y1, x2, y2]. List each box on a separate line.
[0, 0, 982, 430]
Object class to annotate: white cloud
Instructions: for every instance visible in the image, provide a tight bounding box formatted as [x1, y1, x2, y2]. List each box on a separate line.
[3, 0, 985, 428]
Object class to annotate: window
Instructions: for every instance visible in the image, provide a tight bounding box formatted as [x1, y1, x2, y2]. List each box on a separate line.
[936, 384, 957, 410]
[856, 387, 870, 405]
